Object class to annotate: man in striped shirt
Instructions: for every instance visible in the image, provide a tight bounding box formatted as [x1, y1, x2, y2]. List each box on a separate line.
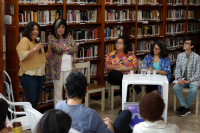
[173, 37, 200, 117]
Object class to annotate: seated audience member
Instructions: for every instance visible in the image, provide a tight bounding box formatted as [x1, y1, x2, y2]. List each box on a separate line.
[133, 92, 181, 133]
[105, 36, 139, 101]
[173, 37, 200, 116]
[55, 72, 132, 133]
[35, 109, 71, 133]
[0, 98, 19, 133]
[143, 41, 171, 94]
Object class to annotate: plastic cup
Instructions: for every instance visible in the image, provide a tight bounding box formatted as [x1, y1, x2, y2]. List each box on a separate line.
[153, 70, 157, 75]
[12, 122, 22, 133]
[141, 69, 147, 77]
[130, 70, 134, 75]
[147, 70, 151, 77]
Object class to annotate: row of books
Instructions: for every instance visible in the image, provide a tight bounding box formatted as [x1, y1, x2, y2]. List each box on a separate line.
[166, 23, 185, 35]
[67, 28, 99, 42]
[18, 0, 62, 4]
[166, 37, 184, 48]
[137, 40, 154, 52]
[168, 51, 182, 62]
[105, 10, 136, 22]
[76, 64, 97, 76]
[75, 46, 98, 60]
[138, 10, 160, 21]
[105, 0, 136, 5]
[66, 10, 97, 23]
[188, 10, 195, 19]
[105, 43, 115, 56]
[104, 26, 123, 39]
[166, 9, 186, 20]
[188, 0, 200, 5]
[167, 0, 187, 5]
[187, 23, 200, 33]
[19, 10, 63, 25]
[138, 0, 159, 5]
[66, 0, 97, 4]
[137, 25, 160, 37]
[39, 89, 54, 104]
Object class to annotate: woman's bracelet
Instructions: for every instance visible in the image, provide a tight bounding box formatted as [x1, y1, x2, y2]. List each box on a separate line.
[34, 47, 37, 52]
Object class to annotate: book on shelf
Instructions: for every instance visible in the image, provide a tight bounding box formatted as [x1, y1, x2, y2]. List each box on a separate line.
[19, 0, 61, 4]
[75, 45, 98, 60]
[39, 88, 54, 104]
[166, 37, 184, 49]
[167, 0, 187, 5]
[19, 9, 63, 25]
[137, 10, 160, 21]
[90, 80, 98, 84]
[129, 28, 135, 38]
[76, 64, 97, 76]
[105, 0, 136, 5]
[137, 40, 153, 52]
[168, 51, 181, 62]
[104, 26, 123, 40]
[165, 23, 185, 35]
[66, 0, 97, 4]
[187, 22, 200, 33]
[189, 0, 200, 5]
[166, 9, 186, 20]
[137, 25, 160, 37]
[105, 10, 135, 22]
[66, 10, 97, 24]
[68, 28, 99, 42]
[138, 0, 159, 5]
[188, 10, 195, 19]
[105, 43, 115, 56]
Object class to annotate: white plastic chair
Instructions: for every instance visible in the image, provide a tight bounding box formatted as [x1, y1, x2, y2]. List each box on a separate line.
[23, 105, 81, 133]
[3, 70, 16, 119]
[0, 93, 31, 131]
[75, 61, 105, 111]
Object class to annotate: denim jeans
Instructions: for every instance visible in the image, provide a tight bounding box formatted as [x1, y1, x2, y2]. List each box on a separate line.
[19, 74, 45, 109]
[173, 83, 199, 107]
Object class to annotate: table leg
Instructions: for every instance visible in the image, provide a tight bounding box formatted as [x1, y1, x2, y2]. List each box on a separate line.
[122, 81, 128, 111]
[162, 81, 169, 122]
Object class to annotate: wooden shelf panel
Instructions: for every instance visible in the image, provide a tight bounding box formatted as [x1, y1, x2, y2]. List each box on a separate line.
[67, 22, 101, 25]
[105, 21, 135, 24]
[91, 75, 101, 79]
[19, 24, 53, 28]
[75, 58, 101, 63]
[19, 4, 63, 6]
[137, 35, 163, 39]
[66, 4, 101, 6]
[37, 101, 54, 109]
[167, 5, 187, 6]
[105, 4, 136, 6]
[104, 39, 117, 42]
[138, 4, 163, 6]
[165, 33, 185, 37]
[166, 19, 186, 22]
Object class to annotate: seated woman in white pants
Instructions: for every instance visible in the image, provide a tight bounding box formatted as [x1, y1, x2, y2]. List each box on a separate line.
[46, 19, 78, 105]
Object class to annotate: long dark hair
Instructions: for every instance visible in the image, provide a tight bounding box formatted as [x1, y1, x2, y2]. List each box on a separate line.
[36, 109, 72, 133]
[23, 22, 41, 41]
[51, 19, 68, 39]
[117, 36, 132, 55]
[150, 41, 168, 58]
[0, 99, 8, 131]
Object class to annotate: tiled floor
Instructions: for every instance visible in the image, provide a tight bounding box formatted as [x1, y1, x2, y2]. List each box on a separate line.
[22, 83, 200, 133]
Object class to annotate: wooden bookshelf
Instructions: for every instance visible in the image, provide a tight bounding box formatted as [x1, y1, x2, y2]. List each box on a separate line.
[0, 1, 3, 94]
[4, 0, 200, 110]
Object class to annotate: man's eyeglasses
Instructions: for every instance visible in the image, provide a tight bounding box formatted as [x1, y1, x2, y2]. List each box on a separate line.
[184, 42, 191, 45]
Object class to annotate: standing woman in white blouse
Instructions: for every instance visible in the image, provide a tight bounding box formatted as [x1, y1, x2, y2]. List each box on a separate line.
[16, 22, 51, 109]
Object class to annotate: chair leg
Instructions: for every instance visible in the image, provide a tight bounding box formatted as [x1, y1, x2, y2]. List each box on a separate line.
[195, 90, 199, 114]
[132, 88, 136, 102]
[101, 88, 105, 112]
[174, 94, 176, 112]
[108, 84, 111, 104]
[111, 86, 114, 110]
[85, 92, 89, 107]
[142, 86, 145, 97]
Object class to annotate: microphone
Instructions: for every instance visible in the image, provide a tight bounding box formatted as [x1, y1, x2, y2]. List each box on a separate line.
[36, 37, 42, 53]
